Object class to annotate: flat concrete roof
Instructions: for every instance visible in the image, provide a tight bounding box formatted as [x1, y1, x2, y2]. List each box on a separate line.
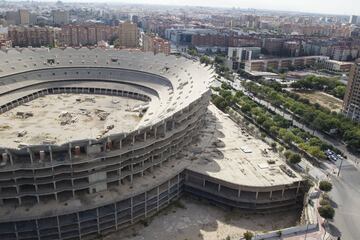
[0, 94, 143, 148]
[186, 105, 302, 188]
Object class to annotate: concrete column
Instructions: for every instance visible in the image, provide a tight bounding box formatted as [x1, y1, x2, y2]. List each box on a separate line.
[68, 143, 72, 161]
[144, 191, 148, 217]
[144, 132, 147, 141]
[269, 191, 273, 199]
[237, 188, 241, 198]
[296, 181, 301, 195]
[132, 135, 135, 145]
[5, 150, 13, 166]
[255, 191, 259, 200]
[48, 146, 53, 163]
[119, 139, 122, 149]
[130, 197, 134, 223]
[167, 180, 171, 204]
[35, 219, 40, 240]
[177, 174, 180, 197]
[217, 184, 221, 192]
[114, 203, 118, 230]
[282, 188, 285, 198]
[27, 148, 34, 164]
[156, 186, 160, 211]
[154, 127, 157, 138]
[172, 120, 175, 130]
[56, 216, 62, 239]
[96, 208, 100, 234]
[76, 212, 81, 240]
[202, 179, 206, 188]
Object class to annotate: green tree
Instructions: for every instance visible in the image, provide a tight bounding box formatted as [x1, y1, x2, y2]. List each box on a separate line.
[319, 180, 333, 192]
[318, 205, 335, 220]
[243, 231, 254, 240]
[288, 153, 301, 164]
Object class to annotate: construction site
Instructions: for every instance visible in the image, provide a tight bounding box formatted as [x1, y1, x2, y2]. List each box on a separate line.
[0, 48, 306, 240]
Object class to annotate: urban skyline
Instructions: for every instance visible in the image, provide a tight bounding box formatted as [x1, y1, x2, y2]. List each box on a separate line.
[41, 0, 360, 16]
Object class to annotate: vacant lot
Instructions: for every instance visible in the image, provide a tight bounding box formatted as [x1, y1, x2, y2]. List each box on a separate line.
[104, 196, 301, 240]
[292, 90, 343, 112]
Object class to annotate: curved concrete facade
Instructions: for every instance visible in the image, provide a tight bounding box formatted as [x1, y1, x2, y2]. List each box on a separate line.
[0, 48, 305, 240]
[0, 48, 212, 240]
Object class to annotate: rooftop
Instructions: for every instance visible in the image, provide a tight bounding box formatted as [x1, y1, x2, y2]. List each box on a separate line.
[186, 104, 303, 188]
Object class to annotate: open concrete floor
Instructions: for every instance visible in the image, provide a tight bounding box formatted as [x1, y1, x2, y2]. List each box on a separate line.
[0, 93, 143, 148]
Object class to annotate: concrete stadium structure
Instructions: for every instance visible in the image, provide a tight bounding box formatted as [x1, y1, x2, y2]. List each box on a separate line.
[0, 48, 306, 240]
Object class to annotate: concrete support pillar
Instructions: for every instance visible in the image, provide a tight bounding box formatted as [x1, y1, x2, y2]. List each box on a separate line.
[237, 188, 241, 198]
[27, 148, 33, 164]
[255, 191, 259, 200]
[56, 216, 62, 239]
[119, 139, 122, 149]
[282, 188, 285, 198]
[154, 127, 157, 138]
[167, 180, 171, 204]
[177, 174, 180, 197]
[132, 135, 135, 145]
[39, 150, 45, 162]
[296, 181, 301, 195]
[217, 184, 221, 192]
[5, 150, 13, 166]
[156, 186, 160, 211]
[76, 212, 81, 239]
[35, 219, 40, 240]
[269, 191, 273, 199]
[114, 203, 118, 230]
[68, 143, 72, 161]
[144, 132, 147, 141]
[74, 146, 81, 156]
[172, 120, 175, 130]
[202, 179, 206, 188]
[96, 208, 100, 234]
[130, 197, 134, 223]
[48, 146, 53, 163]
[144, 191, 148, 217]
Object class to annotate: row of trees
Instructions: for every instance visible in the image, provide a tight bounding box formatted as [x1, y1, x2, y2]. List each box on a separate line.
[291, 75, 346, 99]
[211, 86, 338, 160]
[242, 81, 360, 152]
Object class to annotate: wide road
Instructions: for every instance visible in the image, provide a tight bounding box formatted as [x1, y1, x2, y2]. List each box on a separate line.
[330, 160, 360, 240]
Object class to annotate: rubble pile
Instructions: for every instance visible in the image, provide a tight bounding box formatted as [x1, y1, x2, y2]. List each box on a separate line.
[59, 111, 77, 125]
[16, 111, 34, 119]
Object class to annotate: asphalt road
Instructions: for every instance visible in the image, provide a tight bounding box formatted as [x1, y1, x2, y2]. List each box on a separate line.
[330, 161, 360, 240]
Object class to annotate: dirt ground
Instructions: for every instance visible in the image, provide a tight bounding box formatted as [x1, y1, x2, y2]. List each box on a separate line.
[104, 196, 301, 240]
[292, 90, 343, 112]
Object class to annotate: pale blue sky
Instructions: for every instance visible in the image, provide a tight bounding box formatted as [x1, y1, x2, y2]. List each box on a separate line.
[95, 0, 359, 15]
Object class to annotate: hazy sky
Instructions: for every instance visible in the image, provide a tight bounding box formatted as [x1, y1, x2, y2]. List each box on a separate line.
[96, 0, 359, 15]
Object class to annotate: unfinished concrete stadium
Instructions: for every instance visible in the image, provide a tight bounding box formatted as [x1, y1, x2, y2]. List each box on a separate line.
[0, 48, 306, 240]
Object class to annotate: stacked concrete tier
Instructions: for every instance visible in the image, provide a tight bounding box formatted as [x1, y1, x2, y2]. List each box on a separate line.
[0, 48, 211, 240]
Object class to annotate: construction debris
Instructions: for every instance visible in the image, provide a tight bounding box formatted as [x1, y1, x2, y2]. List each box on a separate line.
[16, 111, 34, 119]
[17, 130, 27, 137]
[95, 109, 110, 121]
[59, 111, 77, 125]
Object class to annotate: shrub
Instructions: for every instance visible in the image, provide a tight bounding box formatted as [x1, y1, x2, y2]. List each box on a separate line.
[319, 180, 333, 192]
[318, 205, 335, 220]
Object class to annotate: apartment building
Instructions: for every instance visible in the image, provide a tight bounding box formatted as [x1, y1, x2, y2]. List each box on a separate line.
[118, 21, 139, 48]
[142, 34, 170, 55]
[343, 61, 360, 122]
